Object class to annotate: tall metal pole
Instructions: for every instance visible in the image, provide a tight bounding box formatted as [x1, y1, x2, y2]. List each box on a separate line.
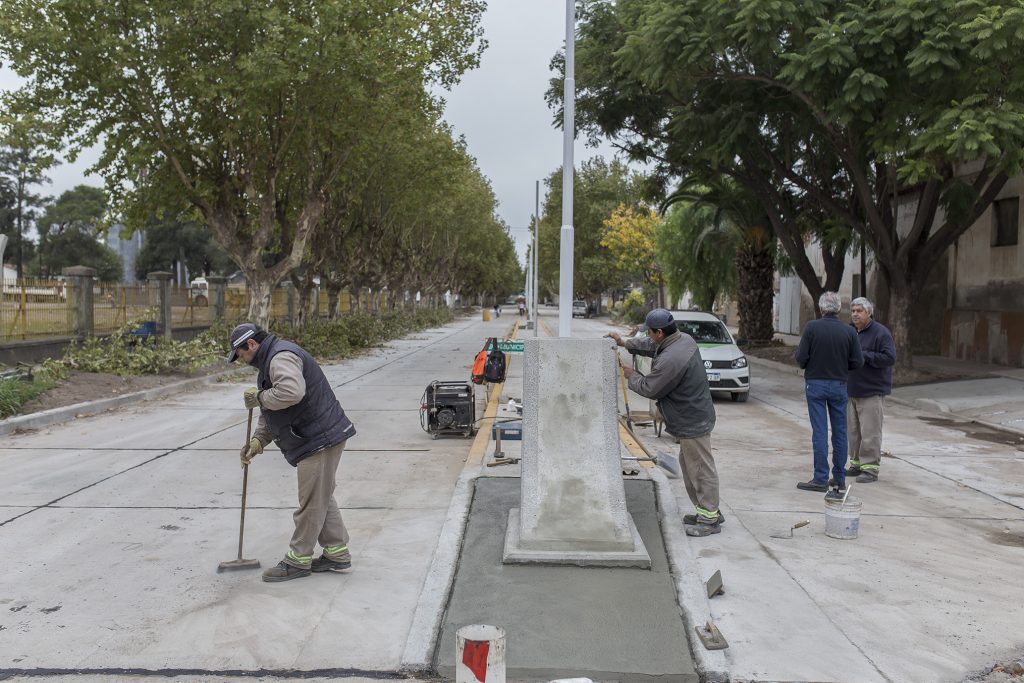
[533, 180, 540, 337]
[558, 0, 575, 337]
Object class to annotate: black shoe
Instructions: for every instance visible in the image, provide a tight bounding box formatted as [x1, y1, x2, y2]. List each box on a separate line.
[683, 511, 725, 526]
[846, 465, 863, 477]
[262, 561, 311, 583]
[797, 480, 828, 492]
[824, 488, 844, 501]
[685, 519, 722, 537]
[827, 478, 847, 491]
[856, 471, 878, 483]
[311, 555, 352, 573]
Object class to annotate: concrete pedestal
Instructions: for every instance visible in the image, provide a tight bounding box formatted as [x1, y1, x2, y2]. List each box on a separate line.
[503, 338, 651, 568]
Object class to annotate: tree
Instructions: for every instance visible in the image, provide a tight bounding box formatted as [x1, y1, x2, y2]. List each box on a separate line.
[43, 229, 122, 282]
[134, 216, 235, 281]
[663, 179, 776, 343]
[600, 204, 665, 306]
[36, 185, 106, 276]
[564, 0, 1024, 367]
[656, 203, 735, 312]
[0, 115, 57, 278]
[537, 157, 647, 306]
[1, 0, 485, 327]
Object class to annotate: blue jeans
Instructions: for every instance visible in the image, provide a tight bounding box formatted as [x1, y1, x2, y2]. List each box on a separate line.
[805, 379, 848, 485]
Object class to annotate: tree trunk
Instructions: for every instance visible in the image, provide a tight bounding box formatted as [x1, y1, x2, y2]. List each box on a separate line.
[888, 286, 914, 370]
[246, 278, 274, 329]
[735, 243, 775, 344]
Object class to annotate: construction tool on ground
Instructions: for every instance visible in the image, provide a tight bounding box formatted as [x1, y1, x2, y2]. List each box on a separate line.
[487, 457, 521, 467]
[616, 352, 634, 431]
[770, 519, 810, 539]
[618, 415, 682, 478]
[217, 408, 261, 573]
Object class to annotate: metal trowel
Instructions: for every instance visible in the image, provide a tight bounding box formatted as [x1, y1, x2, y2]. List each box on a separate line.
[770, 520, 810, 539]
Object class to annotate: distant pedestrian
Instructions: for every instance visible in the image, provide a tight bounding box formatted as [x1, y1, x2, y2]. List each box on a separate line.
[607, 309, 722, 537]
[493, 302, 501, 318]
[518, 299, 526, 317]
[794, 292, 863, 497]
[846, 297, 896, 483]
[229, 323, 357, 583]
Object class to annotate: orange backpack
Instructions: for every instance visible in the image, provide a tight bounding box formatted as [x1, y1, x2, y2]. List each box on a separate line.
[471, 338, 492, 384]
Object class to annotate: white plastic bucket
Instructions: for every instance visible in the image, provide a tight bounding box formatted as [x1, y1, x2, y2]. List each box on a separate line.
[456, 624, 506, 683]
[825, 497, 861, 539]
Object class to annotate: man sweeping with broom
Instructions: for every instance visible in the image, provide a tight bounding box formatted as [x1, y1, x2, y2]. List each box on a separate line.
[607, 309, 723, 537]
[228, 323, 357, 582]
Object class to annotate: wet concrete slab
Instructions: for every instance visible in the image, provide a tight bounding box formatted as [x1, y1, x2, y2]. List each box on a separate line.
[436, 477, 697, 683]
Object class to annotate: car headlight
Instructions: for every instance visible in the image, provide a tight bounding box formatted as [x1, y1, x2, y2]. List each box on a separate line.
[731, 356, 748, 369]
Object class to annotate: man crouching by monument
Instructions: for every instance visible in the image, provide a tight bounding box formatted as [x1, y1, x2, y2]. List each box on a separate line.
[229, 323, 357, 582]
[607, 309, 722, 537]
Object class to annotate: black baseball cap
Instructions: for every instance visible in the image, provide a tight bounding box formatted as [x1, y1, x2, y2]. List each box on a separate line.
[227, 323, 260, 362]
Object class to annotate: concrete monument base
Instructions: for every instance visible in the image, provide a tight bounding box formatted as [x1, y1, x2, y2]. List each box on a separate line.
[503, 508, 652, 568]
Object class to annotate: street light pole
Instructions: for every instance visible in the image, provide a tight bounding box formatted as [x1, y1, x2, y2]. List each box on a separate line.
[558, 0, 575, 338]
[534, 179, 540, 337]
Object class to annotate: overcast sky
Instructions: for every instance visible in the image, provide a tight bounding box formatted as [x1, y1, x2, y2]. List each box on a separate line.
[1, 1, 619, 266]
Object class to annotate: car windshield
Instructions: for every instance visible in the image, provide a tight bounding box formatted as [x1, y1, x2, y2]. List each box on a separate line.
[677, 320, 732, 344]
[573, 301, 586, 307]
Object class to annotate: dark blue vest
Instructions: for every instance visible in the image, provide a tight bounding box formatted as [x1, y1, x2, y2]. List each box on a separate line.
[254, 336, 355, 466]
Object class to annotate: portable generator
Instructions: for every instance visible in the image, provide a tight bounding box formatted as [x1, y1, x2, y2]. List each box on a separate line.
[420, 380, 476, 439]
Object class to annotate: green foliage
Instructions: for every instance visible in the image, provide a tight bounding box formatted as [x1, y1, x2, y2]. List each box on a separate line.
[281, 308, 454, 361]
[134, 217, 234, 280]
[657, 203, 736, 310]
[39, 229, 123, 281]
[58, 313, 225, 376]
[616, 290, 648, 325]
[0, 372, 60, 418]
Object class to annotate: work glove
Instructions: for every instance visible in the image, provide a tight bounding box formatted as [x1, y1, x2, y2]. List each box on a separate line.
[239, 438, 263, 468]
[243, 387, 261, 409]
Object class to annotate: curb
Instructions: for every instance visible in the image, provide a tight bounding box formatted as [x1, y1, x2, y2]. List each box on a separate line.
[0, 367, 249, 436]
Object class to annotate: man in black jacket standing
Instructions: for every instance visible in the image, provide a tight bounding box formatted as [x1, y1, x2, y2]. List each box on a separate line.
[847, 297, 897, 483]
[794, 292, 863, 496]
[229, 323, 357, 583]
[608, 309, 721, 537]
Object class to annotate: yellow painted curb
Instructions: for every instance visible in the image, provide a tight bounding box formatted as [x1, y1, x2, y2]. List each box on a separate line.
[466, 319, 521, 466]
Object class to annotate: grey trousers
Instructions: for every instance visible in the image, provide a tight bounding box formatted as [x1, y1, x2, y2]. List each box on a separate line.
[284, 442, 350, 568]
[848, 395, 884, 471]
[677, 433, 720, 515]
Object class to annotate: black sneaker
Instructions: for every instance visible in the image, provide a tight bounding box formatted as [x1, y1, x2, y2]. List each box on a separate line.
[262, 561, 311, 583]
[685, 518, 722, 537]
[827, 478, 848, 491]
[856, 471, 878, 483]
[797, 480, 828, 492]
[683, 511, 725, 526]
[311, 555, 352, 573]
[824, 488, 844, 501]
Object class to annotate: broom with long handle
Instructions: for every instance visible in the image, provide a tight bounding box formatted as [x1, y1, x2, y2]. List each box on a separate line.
[217, 408, 261, 572]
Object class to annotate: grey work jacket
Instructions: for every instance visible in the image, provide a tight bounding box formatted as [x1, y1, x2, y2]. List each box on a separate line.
[625, 331, 716, 439]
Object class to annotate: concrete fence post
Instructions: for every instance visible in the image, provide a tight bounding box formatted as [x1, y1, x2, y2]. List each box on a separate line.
[61, 266, 96, 338]
[207, 275, 228, 321]
[147, 271, 173, 340]
[455, 624, 506, 683]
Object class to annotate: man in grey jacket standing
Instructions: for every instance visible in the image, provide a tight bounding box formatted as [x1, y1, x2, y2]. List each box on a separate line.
[608, 309, 721, 537]
[229, 323, 357, 582]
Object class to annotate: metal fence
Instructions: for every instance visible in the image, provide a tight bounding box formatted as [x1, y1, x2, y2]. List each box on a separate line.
[1, 278, 73, 340]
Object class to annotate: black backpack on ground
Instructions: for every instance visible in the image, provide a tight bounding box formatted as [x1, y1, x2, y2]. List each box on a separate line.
[483, 339, 507, 384]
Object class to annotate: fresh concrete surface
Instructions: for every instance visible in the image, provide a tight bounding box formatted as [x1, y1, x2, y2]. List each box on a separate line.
[1, 308, 1022, 683]
[437, 477, 697, 683]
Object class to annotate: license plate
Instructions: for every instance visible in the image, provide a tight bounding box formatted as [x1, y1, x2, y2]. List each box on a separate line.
[706, 372, 720, 382]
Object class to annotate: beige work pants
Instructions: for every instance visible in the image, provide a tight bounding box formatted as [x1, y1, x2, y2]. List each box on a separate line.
[284, 442, 350, 568]
[677, 433, 720, 514]
[848, 395, 884, 471]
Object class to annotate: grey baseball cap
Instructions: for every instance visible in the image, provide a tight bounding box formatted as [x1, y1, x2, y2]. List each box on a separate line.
[227, 323, 260, 362]
[644, 308, 674, 330]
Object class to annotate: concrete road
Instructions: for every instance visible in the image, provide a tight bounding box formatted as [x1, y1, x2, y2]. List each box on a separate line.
[0, 314, 515, 678]
[2, 306, 1021, 683]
